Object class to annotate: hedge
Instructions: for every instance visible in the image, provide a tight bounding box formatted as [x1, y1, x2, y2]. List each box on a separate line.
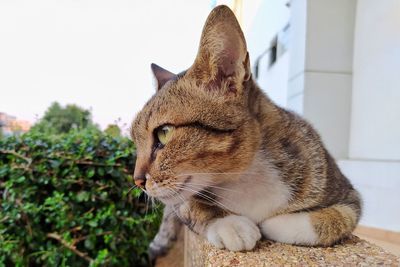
[0, 129, 161, 266]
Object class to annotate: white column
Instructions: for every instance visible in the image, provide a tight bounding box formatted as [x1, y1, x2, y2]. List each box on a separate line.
[289, 0, 400, 231]
[288, 0, 357, 159]
[350, 0, 400, 161]
[341, 0, 400, 232]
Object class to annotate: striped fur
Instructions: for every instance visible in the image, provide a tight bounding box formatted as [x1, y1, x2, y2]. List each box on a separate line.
[131, 5, 362, 257]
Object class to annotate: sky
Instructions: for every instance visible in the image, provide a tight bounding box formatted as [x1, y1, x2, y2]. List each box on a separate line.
[0, 0, 212, 131]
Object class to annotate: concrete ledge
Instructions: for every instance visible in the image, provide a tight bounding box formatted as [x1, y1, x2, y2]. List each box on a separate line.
[184, 228, 400, 266]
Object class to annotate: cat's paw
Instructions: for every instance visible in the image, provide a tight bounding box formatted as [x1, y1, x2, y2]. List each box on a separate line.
[206, 215, 261, 251]
[148, 239, 169, 262]
[148, 232, 177, 262]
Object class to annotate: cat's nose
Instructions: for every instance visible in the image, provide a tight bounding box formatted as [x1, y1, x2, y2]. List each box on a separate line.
[134, 174, 146, 189]
[133, 157, 148, 189]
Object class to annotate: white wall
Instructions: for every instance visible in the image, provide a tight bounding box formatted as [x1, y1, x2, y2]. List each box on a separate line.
[340, 0, 400, 232]
[339, 159, 400, 231]
[288, 0, 357, 159]
[244, 0, 290, 107]
[257, 53, 289, 106]
[350, 0, 400, 161]
[301, 0, 356, 159]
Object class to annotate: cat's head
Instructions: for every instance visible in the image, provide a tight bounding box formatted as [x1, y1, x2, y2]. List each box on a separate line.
[131, 6, 261, 205]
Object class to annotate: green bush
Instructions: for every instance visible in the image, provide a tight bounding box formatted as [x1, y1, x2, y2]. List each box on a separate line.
[0, 129, 161, 266]
[31, 102, 97, 135]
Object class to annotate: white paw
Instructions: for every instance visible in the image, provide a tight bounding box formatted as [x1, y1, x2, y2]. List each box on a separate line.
[206, 215, 261, 251]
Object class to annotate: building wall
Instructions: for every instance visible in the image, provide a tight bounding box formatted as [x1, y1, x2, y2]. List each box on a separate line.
[350, 0, 400, 161]
[289, 0, 357, 159]
[0, 112, 31, 136]
[340, 0, 400, 232]
[243, 0, 290, 107]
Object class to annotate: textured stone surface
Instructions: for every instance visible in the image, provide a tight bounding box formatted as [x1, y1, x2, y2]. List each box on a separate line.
[185, 228, 400, 267]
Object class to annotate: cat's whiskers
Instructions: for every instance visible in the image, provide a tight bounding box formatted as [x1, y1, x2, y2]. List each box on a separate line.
[174, 182, 236, 205]
[145, 193, 150, 216]
[150, 196, 156, 211]
[164, 188, 191, 225]
[173, 181, 240, 193]
[172, 185, 225, 229]
[164, 186, 187, 205]
[125, 184, 137, 196]
[176, 171, 262, 187]
[174, 185, 231, 211]
[179, 171, 281, 190]
[176, 171, 259, 178]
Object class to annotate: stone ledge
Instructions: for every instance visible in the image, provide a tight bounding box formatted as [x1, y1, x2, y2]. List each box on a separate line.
[184, 228, 400, 266]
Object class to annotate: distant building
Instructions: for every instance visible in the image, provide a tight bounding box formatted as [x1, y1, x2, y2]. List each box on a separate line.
[0, 112, 31, 136]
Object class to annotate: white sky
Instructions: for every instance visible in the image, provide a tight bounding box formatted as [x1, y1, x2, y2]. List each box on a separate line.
[0, 0, 212, 130]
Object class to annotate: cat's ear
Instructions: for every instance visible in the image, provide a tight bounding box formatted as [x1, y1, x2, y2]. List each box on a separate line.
[151, 63, 177, 91]
[188, 5, 251, 94]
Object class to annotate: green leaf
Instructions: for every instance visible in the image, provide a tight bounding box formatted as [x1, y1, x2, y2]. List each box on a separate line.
[97, 167, 105, 176]
[87, 167, 95, 178]
[88, 220, 98, 227]
[15, 176, 26, 183]
[76, 191, 90, 202]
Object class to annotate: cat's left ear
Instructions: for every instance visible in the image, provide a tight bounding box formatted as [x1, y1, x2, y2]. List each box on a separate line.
[151, 63, 177, 91]
[188, 5, 251, 95]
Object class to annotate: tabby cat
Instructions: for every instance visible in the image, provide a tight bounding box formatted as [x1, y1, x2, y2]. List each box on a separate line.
[130, 5, 361, 257]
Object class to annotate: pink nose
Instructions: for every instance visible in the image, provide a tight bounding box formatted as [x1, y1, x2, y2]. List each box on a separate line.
[134, 178, 146, 189]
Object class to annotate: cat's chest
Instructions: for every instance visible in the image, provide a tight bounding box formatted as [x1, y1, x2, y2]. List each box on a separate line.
[216, 166, 291, 223]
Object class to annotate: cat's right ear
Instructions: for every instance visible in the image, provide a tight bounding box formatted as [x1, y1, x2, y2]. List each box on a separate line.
[188, 5, 250, 96]
[151, 63, 177, 91]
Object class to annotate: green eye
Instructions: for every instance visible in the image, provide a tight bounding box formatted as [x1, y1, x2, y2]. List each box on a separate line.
[156, 125, 174, 146]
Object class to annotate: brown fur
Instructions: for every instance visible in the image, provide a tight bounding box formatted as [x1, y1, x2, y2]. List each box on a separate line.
[131, 5, 362, 255]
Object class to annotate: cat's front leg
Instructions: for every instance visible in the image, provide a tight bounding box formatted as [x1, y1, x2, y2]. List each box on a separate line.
[149, 204, 182, 261]
[179, 201, 261, 251]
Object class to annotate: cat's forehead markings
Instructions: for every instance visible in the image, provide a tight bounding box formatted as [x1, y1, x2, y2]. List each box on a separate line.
[136, 73, 187, 136]
[145, 108, 153, 131]
[133, 99, 154, 140]
[144, 93, 166, 131]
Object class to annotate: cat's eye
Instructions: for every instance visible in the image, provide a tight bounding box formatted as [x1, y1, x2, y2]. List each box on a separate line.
[156, 125, 174, 146]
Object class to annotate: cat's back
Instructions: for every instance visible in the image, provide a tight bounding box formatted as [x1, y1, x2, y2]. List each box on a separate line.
[256, 97, 358, 211]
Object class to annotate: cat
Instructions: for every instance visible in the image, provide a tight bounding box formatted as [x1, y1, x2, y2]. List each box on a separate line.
[130, 5, 361, 258]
